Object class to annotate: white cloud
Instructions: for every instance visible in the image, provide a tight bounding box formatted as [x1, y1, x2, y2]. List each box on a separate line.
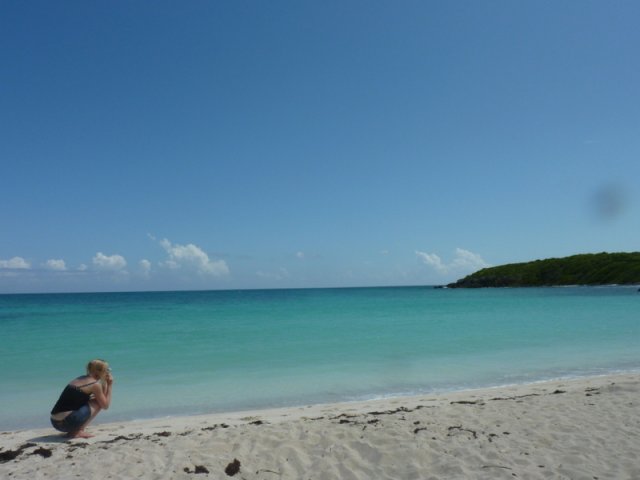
[159, 238, 229, 276]
[415, 251, 446, 272]
[93, 252, 127, 271]
[77, 264, 88, 271]
[451, 248, 489, 271]
[44, 259, 67, 271]
[162, 259, 179, 270]
[0, 256, 31, 269]
[139, 259, 151, 277]
[296, 251, 305, 259]
[416, 248, 489, 275]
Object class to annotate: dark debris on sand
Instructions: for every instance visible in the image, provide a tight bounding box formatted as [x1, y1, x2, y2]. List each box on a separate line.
[225, 458, 241, 476]
[201, 423, 230, 431]
[0, 443, 37, 463]
[31, 447, 52, 458]
[451, 400, 484, 405]
[184, 465, 210, 474]
[367, 406, 417, 416]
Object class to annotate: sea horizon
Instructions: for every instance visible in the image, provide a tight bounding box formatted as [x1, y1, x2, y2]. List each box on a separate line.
[3, 281, 637, 297]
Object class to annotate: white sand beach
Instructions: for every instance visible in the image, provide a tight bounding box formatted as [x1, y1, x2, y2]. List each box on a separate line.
[1, 374, 639, 479]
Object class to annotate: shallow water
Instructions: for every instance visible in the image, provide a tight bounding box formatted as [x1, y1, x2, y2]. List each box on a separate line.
[1, 286, 638, 430]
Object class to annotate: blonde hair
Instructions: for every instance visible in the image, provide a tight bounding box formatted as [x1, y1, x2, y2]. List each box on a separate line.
[86, 359, 109, 380]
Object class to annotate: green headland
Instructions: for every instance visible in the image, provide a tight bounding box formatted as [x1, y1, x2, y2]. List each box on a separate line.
[447, 252, 640, 288]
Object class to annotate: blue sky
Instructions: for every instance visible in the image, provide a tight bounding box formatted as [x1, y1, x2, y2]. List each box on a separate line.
[1, 1, 639, 293]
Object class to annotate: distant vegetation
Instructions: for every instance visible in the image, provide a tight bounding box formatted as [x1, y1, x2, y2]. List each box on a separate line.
[447, 252, 640, 288]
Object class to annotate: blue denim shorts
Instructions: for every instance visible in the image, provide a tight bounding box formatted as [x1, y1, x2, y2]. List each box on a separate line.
[50, 404, 91, 433]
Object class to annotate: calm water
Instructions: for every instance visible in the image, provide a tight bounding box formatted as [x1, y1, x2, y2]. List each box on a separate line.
[1, 286, 638, 430]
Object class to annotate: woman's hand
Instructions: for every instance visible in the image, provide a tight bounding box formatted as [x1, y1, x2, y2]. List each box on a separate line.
[105, 373, 114, 386]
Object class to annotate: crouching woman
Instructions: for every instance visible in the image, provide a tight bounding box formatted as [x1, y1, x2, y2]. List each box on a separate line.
[50, 359, 114, 438]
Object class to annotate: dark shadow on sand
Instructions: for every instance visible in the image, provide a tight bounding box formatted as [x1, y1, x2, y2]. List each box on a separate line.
[28, 434, 69, 444]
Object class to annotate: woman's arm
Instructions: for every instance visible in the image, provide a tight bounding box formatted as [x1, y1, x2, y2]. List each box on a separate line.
[91, 374, 113, 410]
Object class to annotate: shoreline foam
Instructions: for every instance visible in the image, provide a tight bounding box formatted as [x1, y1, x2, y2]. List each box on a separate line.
[2, 373, 639, 479]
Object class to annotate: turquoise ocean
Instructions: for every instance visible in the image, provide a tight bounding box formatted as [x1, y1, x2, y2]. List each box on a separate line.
[1, 286, 638, 431]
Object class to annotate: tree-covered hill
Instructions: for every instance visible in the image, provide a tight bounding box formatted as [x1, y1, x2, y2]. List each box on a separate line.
[447, 252, 640, 288]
